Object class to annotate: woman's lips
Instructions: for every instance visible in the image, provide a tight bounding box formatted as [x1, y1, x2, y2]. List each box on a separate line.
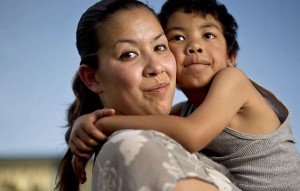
[145, 82, 169, 93]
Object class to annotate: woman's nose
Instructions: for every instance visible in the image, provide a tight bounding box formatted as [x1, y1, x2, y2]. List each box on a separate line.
[143, 57, 165, 77]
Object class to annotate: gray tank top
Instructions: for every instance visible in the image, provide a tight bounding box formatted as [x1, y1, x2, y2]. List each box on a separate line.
[181, 81, 300, 190]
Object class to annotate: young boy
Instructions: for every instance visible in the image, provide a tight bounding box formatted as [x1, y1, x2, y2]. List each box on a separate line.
[70, 0, 300, 190]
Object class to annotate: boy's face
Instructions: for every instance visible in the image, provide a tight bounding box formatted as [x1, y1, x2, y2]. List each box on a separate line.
[165, 10, 236, 89]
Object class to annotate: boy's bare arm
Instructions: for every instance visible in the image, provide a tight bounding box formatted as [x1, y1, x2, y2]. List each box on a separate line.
[96, 68, 250, 152]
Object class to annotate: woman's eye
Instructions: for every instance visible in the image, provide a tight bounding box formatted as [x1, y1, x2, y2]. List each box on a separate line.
[119, 51, 138, 60]
[154, 44, 167, 52]
[203, 32, 216, 39]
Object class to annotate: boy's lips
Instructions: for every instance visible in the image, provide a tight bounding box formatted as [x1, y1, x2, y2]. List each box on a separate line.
[184, 57, 211, 67]
[184, 62, 210, 67]
[183, 62, 211, 71]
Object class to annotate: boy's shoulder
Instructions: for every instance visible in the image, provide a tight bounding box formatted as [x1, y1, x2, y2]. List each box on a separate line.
[210, 67, 254, 98]
[217, 67, 246, 76]
[215, 67, 249, 84]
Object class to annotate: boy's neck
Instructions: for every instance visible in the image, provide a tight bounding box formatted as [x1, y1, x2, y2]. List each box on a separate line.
[181, 87, 209, 107]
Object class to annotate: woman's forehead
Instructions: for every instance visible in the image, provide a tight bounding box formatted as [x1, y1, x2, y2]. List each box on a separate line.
[108, 7, 159, 30]
[98, 8, 163, 46]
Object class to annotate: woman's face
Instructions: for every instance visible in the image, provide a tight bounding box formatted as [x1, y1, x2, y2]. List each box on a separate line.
[94, 7, 176, 115]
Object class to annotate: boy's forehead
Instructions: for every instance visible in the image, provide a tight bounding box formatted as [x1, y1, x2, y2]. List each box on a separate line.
[167, 10, 223, 30]
[170, 8, 220, 22]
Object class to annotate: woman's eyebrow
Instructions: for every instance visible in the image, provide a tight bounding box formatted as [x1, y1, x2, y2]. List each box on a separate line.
[112, 38, 137, 50]
[113, 32, 165, 47]
[114, 39, 136, 45]
[152, 32, 166, 43]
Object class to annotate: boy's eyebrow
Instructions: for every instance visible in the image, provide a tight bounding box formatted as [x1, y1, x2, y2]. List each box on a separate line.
[165, 26, 184, 34]
[165, 22, 222, 33]
[200, 22, 222, 31]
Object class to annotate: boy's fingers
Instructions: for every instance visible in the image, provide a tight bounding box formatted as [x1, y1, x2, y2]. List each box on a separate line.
[74, 131, 103, 147]
[92, 108, 115, 120]
[72, 155, 80, 179]
[69, 140, 93, 158]
[85, 127, 107, 141]
[71, 148, 91, 159]
[72, 155, 87, 184]
[77, 158, 88, 183]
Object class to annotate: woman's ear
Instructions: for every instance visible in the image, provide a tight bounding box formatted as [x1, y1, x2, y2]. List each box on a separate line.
[227, 53, 237, 67]
[78, 65, 103, 93]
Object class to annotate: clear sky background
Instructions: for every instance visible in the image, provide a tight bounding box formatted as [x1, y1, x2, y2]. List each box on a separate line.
[0, 0, 299, 158]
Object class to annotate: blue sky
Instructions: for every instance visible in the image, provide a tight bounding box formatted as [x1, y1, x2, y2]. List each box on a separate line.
[0, 0, 299, 158]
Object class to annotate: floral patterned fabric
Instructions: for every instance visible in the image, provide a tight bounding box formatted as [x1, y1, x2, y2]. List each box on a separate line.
[92, 130, 241, 191]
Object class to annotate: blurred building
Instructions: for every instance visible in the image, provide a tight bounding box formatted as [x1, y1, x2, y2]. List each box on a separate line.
[0, 157, 92, 191]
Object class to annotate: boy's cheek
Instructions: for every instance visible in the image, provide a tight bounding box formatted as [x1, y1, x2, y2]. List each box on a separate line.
[169, 47, 182, 60]
[168, 42, 179, 52]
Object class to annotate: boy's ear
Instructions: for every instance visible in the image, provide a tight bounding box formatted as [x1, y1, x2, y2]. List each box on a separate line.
[78, 65, 103, 94]
[227, 53, 237, 67]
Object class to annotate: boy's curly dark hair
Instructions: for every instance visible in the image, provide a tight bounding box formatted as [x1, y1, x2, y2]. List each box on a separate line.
[158, 0, 239, 58]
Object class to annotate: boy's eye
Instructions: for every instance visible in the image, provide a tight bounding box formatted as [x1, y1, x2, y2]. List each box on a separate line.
[169, 35, 185, 42]
[174, 35, 185, 41]
[154, 44, 167, 52]
[203, 32, 216, 39]
[119, 51, 138, 60]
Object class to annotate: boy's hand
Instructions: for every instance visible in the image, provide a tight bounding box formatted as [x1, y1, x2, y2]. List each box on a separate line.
[69, 108, 115, 158]
[72, 155, 88, 184]
[69, 108, 115, 182]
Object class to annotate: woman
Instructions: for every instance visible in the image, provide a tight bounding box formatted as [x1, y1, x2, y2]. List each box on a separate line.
[55, 0, 240, 190]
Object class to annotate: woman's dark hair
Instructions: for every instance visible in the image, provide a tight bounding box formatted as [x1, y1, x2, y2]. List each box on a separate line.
[55, 0, 156, 190]
[158, 0, 239, 58]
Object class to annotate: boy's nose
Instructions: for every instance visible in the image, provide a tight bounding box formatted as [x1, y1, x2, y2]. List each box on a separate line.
[187, 40, 203, 55]
[188, 48, 203, 54]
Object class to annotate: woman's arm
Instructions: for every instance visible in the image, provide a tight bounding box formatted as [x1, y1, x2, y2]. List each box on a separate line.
[96, 68, 251, 152]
